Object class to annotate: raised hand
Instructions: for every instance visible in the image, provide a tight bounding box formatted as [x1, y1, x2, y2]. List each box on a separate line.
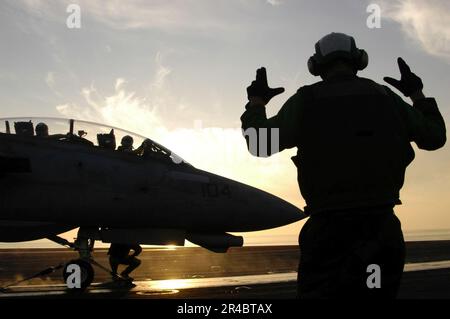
[247, 67, 285, 104]
[384, 57, 423, 97]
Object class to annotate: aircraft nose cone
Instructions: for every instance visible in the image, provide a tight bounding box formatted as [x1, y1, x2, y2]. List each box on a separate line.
[262, 195, 305, 229]
[235, 187, 306, 231]
[200, 173, 306, 232]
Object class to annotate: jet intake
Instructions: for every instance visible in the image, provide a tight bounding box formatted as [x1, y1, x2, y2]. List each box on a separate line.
[186, 232, 244, 253]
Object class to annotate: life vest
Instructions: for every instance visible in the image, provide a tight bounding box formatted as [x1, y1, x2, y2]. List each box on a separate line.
[295, 76, 415, 214]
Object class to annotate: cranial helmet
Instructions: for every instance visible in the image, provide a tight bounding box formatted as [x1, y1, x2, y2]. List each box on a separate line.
[307, 32, 369, 76]
[121, 135, 134, 148]
[35, 122, 49, 137]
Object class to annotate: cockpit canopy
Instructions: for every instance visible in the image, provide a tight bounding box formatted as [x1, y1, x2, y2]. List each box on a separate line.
[0, 117, 186, 165]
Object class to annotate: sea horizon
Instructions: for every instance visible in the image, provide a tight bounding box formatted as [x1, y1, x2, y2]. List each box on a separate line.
[1, 228, 450, 249]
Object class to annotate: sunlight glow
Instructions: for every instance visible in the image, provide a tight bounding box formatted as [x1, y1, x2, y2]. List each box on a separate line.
[153, 279, 191, 290]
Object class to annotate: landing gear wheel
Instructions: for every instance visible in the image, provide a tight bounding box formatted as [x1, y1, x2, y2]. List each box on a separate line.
[63, 259, 94, 291]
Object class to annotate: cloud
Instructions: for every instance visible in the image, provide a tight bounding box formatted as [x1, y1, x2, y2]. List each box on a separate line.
[45, 72, 55, 88]
[381, 0, 450, 61]
[150, 52, 171, 91]
[15, 0, 237, 32]
[45, 71, 62, 97]
[114, 78, 126, 91]
[56, 52, 177, 135]
[56, 81, 167, 140]
[266, 0, 283, 6]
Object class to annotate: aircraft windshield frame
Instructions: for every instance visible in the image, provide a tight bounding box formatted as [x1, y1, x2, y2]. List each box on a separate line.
[0, 117, 187, 165]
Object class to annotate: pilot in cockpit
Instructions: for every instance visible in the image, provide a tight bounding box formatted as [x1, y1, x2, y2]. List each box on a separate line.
[134, 138, 152, 157]
[35, 122, 49, 137]
[117, 135, 134, 153]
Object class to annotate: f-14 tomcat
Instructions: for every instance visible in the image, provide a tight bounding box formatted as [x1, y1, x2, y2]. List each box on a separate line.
[0, 117, 304, 288]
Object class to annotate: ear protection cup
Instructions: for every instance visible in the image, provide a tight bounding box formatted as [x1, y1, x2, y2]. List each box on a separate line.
[307, 33, 369, 76]
[356, 49, 368, 71]
[307, 55, 320, 76]
[307, 41, 324, 76]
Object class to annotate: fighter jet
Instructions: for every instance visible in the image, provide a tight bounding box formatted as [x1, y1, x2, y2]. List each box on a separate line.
[0, 117, 304, 288]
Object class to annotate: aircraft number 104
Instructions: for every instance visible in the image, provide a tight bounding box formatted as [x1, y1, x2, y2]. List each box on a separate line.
[201, 183, 231, 199]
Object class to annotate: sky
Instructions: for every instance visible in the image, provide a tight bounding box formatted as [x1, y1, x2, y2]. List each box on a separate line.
[0, 0, 449, 248]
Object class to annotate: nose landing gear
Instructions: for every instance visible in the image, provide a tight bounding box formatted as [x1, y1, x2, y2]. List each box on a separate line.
[58, 227, 97, 291]
[49, 227, 106, 291]
[62, 259, 94, 291]
[0, 228, 130, 293]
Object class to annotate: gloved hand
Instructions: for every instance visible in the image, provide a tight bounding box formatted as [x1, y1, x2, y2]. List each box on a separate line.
[384, 57, 423, 97]
[247, 67, 285, 104]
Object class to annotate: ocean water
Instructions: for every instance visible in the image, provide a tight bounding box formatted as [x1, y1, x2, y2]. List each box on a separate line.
[241, 229, 450, 246]
[403, 229, 450, 242]
[1, 229, 450, 249]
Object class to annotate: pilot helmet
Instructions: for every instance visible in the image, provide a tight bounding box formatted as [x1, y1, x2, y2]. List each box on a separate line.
[35, 122, 49, 137]
[142, 138, 152, 147]
[121, 135, 134, 148]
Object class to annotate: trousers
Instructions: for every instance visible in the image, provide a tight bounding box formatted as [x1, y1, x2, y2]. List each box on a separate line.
[298, 208, 405, 299]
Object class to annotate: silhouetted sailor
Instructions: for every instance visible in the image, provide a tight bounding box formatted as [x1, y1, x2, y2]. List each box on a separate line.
[35, 122, 49, 137]
[108, 243, 142, 281]
[117, 135, 134, 152]
[241, 32, 446, 299]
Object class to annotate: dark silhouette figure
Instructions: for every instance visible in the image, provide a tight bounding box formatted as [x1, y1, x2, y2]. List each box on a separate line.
[134, 138, 170, 160]
[108, 243, 142, 281]
[14, 121, 34, 136]
[117, 135, 134, 153]
[241, 33, 446, 299]
[97, 129, 116, 150]
[35, 122, 49, 137]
